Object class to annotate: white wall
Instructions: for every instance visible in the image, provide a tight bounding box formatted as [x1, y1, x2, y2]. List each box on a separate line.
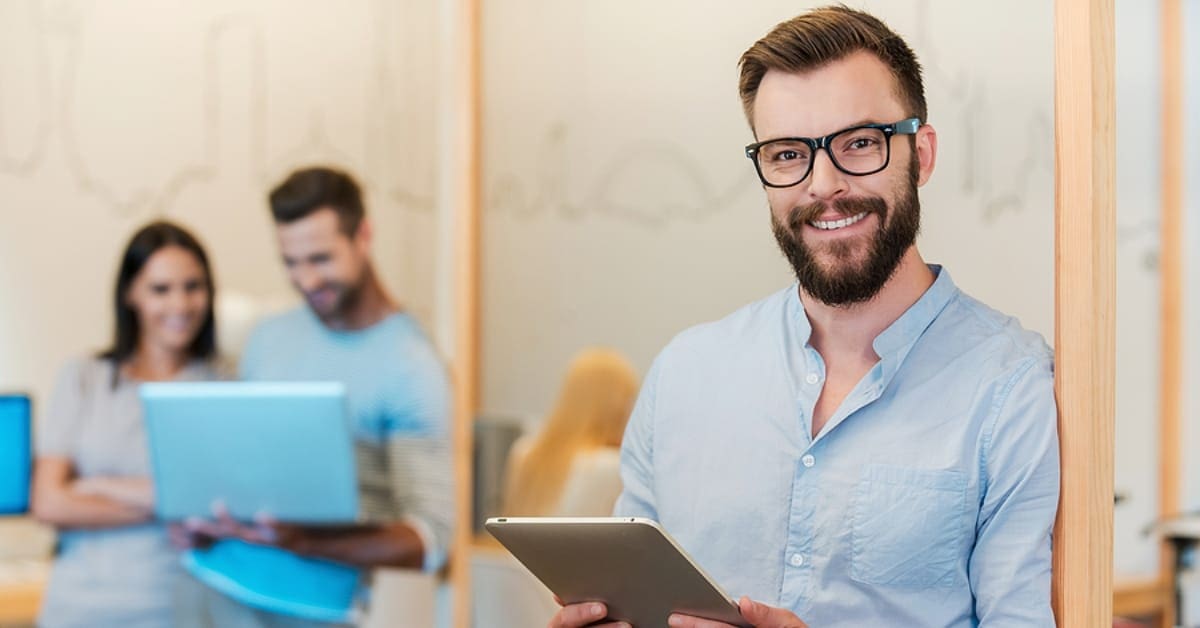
[1181, 1, 1200, 515]
[0, 1, 446, 410]
[1113, 0, 1164, 579]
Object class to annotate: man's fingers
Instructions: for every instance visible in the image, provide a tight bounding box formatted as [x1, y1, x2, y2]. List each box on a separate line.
[666, 614, 736, 628]
[737, 597, 808, 628]
[183, 516, 219, 536]
[251, 518, 280, 543]
[547, 602, 625, 628]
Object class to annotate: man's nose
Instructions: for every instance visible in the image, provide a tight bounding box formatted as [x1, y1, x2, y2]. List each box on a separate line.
[293, 267, 322, 292]
[806, 149, 849, 201]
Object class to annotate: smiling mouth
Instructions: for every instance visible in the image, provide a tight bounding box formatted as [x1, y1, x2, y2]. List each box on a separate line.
[809, 212, 869, 231]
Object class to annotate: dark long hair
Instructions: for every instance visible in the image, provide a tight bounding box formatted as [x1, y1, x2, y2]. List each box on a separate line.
[99, 221, 217, 369]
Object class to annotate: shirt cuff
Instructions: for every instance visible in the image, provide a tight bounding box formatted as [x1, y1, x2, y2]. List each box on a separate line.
[402, 515, 445, 573]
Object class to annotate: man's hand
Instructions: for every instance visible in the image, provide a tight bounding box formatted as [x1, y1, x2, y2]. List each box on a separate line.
[167, 503, 424, 568]
[546, 597, 807, 628]
[169, 502, 293, 550]
[668, 597, 808, 628]
[546, 601, 630, 628]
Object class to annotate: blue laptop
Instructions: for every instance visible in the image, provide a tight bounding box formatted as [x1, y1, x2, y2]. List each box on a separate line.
[141, 382, 358, 523]
[0, 394, 32, 514]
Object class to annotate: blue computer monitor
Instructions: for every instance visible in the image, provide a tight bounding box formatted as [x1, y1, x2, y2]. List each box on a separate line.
[0, 394, 32, 514]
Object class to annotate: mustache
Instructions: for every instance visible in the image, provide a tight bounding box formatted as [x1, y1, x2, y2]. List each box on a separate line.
[788, 196, 888, 230]
[303, 284, 340, 299]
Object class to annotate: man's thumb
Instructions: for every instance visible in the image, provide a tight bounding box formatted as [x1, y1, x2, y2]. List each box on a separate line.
[737, 597, 806, 628]
[739, 597, 770, 623]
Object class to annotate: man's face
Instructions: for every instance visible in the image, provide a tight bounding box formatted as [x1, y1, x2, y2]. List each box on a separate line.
[276, 207, 370, 321]
[752, 51, 936, 306]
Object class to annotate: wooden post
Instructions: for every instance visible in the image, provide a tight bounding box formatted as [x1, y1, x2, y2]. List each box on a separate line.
[1052, 0, 1115, 625]
[1158, 0, 1184, 625]
[449, 0, 481, 624]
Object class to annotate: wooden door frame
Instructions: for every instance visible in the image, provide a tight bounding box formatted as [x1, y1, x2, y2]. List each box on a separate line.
[1157, 0, 1185, 625]
[1052, 0, 1116, 625]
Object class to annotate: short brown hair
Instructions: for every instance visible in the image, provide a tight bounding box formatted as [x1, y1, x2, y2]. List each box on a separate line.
[738, 5, 926, 131]
[268, 166, 365, 236]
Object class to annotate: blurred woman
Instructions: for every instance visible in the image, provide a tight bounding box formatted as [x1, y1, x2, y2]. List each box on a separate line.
[503, 348, 639, 517]
[31, 221, 222, 628]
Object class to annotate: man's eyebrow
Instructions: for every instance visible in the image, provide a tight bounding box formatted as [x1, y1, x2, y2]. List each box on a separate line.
[763, 119, 888, 141]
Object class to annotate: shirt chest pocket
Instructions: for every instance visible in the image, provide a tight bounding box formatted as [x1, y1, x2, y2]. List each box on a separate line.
[849, 464, 968, 589]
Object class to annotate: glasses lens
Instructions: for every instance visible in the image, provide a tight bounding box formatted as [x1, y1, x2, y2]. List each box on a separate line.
[830, 127, 888, 174]
[757, 140, 813, 186]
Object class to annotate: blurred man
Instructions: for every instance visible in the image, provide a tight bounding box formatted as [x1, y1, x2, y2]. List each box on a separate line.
[177, 167, 453, 628]
[551, 6, 1058, 628]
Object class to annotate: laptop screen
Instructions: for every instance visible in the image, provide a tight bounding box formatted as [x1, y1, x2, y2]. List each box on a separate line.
[0, 394, 32, 514]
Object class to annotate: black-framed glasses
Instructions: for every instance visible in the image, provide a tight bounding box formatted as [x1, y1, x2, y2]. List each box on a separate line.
[744, 117, 921, 188]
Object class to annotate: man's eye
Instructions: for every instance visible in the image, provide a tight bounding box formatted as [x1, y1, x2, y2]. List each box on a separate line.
[768, 148, 807, 163]
[846, 137, 878, 150]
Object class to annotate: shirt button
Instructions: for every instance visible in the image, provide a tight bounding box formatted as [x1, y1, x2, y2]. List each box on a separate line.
[806, 373, 820, 385]
[790, 553, 805, 567]
[802, 454, 815, 468]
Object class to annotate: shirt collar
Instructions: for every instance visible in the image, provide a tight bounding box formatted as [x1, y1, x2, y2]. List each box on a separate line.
[786, 263, 959, 374]
[873, 264, 957, 359]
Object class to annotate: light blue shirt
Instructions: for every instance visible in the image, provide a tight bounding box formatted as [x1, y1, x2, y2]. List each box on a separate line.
[184, 308, 453, 622]
[615, 267, 1059, 627]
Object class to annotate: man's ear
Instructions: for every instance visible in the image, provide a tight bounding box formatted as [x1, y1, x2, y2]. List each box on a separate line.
[915, 123, 938, 187]
[354, 218, 373, 252]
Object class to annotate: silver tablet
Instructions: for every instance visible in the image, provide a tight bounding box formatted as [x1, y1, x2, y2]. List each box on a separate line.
[485, 516, 749, 627]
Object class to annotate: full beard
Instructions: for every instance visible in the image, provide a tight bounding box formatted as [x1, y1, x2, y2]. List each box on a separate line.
[307, 272, 369, 322]
[771, 174, 921, 307]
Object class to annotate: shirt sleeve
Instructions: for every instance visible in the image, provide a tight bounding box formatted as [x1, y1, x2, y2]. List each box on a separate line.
[36, 358, 91, 458]
[613, 356, 661, 520]
[387, 435, 454, 572]
[384, 344, 454, 573]
[970, 357, 1060, 626]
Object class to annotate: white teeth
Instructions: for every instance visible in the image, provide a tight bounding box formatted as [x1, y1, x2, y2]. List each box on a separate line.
[809, 212, 868, 230]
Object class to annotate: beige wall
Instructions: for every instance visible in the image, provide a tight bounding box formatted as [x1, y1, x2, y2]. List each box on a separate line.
[0, 1, 447, 409]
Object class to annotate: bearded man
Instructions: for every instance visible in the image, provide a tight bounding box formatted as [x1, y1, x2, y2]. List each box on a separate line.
[551, 6, 1058, 628]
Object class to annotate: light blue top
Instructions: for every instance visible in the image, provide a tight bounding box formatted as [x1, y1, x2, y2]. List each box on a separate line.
[183, 308, 453, 622]
[615, 267, 1059, 627]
